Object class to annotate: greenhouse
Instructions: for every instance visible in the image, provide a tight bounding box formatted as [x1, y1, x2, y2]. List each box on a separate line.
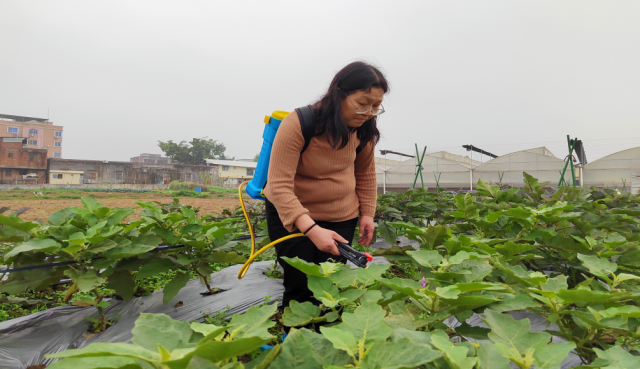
[472, 147, 573, 188]
[582, 146, 640, 192]
[381, 151, 479, 191]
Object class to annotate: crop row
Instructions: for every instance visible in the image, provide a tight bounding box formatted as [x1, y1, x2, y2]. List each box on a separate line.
[1, 173, 640, 368]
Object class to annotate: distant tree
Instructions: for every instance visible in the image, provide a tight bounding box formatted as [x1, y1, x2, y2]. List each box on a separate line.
[253, 153, 260, 162]
[158, 137, 232, 165]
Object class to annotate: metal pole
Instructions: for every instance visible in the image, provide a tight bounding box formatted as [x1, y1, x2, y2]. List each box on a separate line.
[470, 169, 473, 191]
[383, 153, 387, 194]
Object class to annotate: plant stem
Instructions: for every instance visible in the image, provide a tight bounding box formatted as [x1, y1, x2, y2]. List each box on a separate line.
[195, 268, 215, 294]
[93, 288, 107, 332]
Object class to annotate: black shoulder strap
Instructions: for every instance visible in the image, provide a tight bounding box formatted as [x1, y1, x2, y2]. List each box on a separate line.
[295, 105, 316, 154]
[296, 104, 365, 155]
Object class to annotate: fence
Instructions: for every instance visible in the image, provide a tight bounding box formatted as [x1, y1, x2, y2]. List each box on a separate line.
[0, 183, 169, 191]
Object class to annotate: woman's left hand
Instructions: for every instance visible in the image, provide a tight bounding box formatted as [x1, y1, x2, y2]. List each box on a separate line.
[358, 216, 375, 246]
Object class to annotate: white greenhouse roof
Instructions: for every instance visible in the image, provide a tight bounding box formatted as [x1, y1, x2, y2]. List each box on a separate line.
[204, 159, 257, 168]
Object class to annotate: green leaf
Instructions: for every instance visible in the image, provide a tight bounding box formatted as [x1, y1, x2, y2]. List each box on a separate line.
[533, 341, 576, 369]
[356, 263, 389, 287]
[339, 289, 367, 305]
[137, 258, 176, 279]
[328, 268, 358, 288]
[540, 275, 568, 293]
[0, 215, 39, 232]
[105, 270, 135, 301]
[360, 290, 383, 304]
[360, 339, 442, 369]
[483, 309, 549, 354]
[557, 288, 625, 305]
[191, 323, 227, 342]
[454, 193, 478, 220]
[377, 277, 431, 299]
[229, 303, 277, 339]
[442, 295, 500, 307]
[578, 254, 617, 279]
[47, 208, 77, 226]
[320, 326, 358, 357]
[268, 328, 351, 368]
[591, 345, 640, 368]
[617, 273, 640, 282]
[307, 275, 343, 308]
[494, 241, 536, 258]
[454, 323, 490, 340]
[436, 285, 461, 299]
[162, 270, 190, 304]
[45, 356, 140, 369]
[378, 221, 397, 245]
[476, 342, 512, 369]
[389, 328, 446, 345]
[106, 243, 157, 260]
[173, 336, 271, 366]
[406, 250, 442, 268]
[424, 224, 450, 247]
[280, 257, 326, 277]
[88, 239, 119, 254]
[185, 356, 222, 369]
[209, 250, 247, 264]
[153, 228, 179, 245]
[132, 313, 197, 352]
[82, 196, 104, 213]
[4, 239, 61, 260]
[384, 311, 418, 330]
[454, 282, 506, 293]
[182, 224, 204, 234]
[598, 306, 640, 319]
[333, 302, 392, 348]
[476, 179, 501, 199]
[246, 344, 281, 369]
[486, 294, 538, 313]
[430, 334, 477, 369]
[282, 301, 324, 327]
[45, 342, 160, 361]
[65, 269, 106, 292]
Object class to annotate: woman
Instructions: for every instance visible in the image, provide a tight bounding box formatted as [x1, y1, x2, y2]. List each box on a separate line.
[264, 61, 389, 308]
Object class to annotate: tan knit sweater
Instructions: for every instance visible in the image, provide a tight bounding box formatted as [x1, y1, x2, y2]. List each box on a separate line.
[264, 111, 377, 233]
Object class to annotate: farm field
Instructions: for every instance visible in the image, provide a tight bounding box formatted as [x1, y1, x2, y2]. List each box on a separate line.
[2, 175, 640, 368]
[0, 190, 253, 222]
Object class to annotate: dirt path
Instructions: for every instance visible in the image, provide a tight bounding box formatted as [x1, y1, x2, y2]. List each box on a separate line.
[1, 194, 253, 221]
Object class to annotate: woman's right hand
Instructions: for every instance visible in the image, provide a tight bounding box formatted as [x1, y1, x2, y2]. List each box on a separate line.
[305, 226, 347, 256]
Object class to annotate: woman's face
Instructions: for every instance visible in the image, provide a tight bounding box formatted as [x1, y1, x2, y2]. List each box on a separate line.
[341, 87, 384, 128]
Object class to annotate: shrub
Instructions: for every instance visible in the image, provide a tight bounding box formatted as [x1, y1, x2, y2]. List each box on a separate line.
[169, 181, 197, 190]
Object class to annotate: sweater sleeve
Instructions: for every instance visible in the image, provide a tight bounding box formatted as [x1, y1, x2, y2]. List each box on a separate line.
[354, 140, 377, 217]
[263, 112, 310, 233]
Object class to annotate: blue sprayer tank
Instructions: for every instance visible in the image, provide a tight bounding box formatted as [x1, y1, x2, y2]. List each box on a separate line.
[246, 110, 290, 200]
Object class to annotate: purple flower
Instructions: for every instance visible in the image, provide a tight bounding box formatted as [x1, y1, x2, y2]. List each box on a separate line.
[420, 277, 427, 288]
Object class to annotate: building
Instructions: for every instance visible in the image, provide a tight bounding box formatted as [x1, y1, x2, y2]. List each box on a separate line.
[203, 159, 256, 184]
[0, 114, 64, 159]
[0, 137, 48, 184]
[49, 170, 84, 185]
[48, 158, 218, 185]
[130, 153, 172, 164]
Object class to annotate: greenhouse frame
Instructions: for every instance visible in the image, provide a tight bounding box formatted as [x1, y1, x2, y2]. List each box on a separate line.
[377, 146, 640, 193]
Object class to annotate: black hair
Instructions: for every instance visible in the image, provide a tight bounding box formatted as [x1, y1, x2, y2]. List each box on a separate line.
[313, 61, 389, 150]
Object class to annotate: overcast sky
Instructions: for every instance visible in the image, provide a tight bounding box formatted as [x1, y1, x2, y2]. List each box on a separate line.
[1, 1, 639, 164]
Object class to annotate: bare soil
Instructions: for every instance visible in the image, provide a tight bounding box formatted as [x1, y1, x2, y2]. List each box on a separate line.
[0, 191, 254, 222]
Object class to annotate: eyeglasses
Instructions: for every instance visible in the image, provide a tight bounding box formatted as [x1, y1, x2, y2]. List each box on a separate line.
[343, 92, 385, 116]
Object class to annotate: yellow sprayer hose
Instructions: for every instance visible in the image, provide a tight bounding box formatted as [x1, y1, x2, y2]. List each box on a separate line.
[237, 181, 304, 279]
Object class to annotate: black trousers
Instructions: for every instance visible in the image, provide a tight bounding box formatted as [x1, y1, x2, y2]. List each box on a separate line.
[265, 198, 358, 308]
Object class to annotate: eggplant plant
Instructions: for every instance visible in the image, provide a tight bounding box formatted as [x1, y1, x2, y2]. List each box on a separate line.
[133, 200, 247, 301]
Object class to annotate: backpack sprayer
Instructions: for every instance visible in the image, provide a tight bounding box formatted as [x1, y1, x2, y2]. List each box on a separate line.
[236, 110, 372, 279]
